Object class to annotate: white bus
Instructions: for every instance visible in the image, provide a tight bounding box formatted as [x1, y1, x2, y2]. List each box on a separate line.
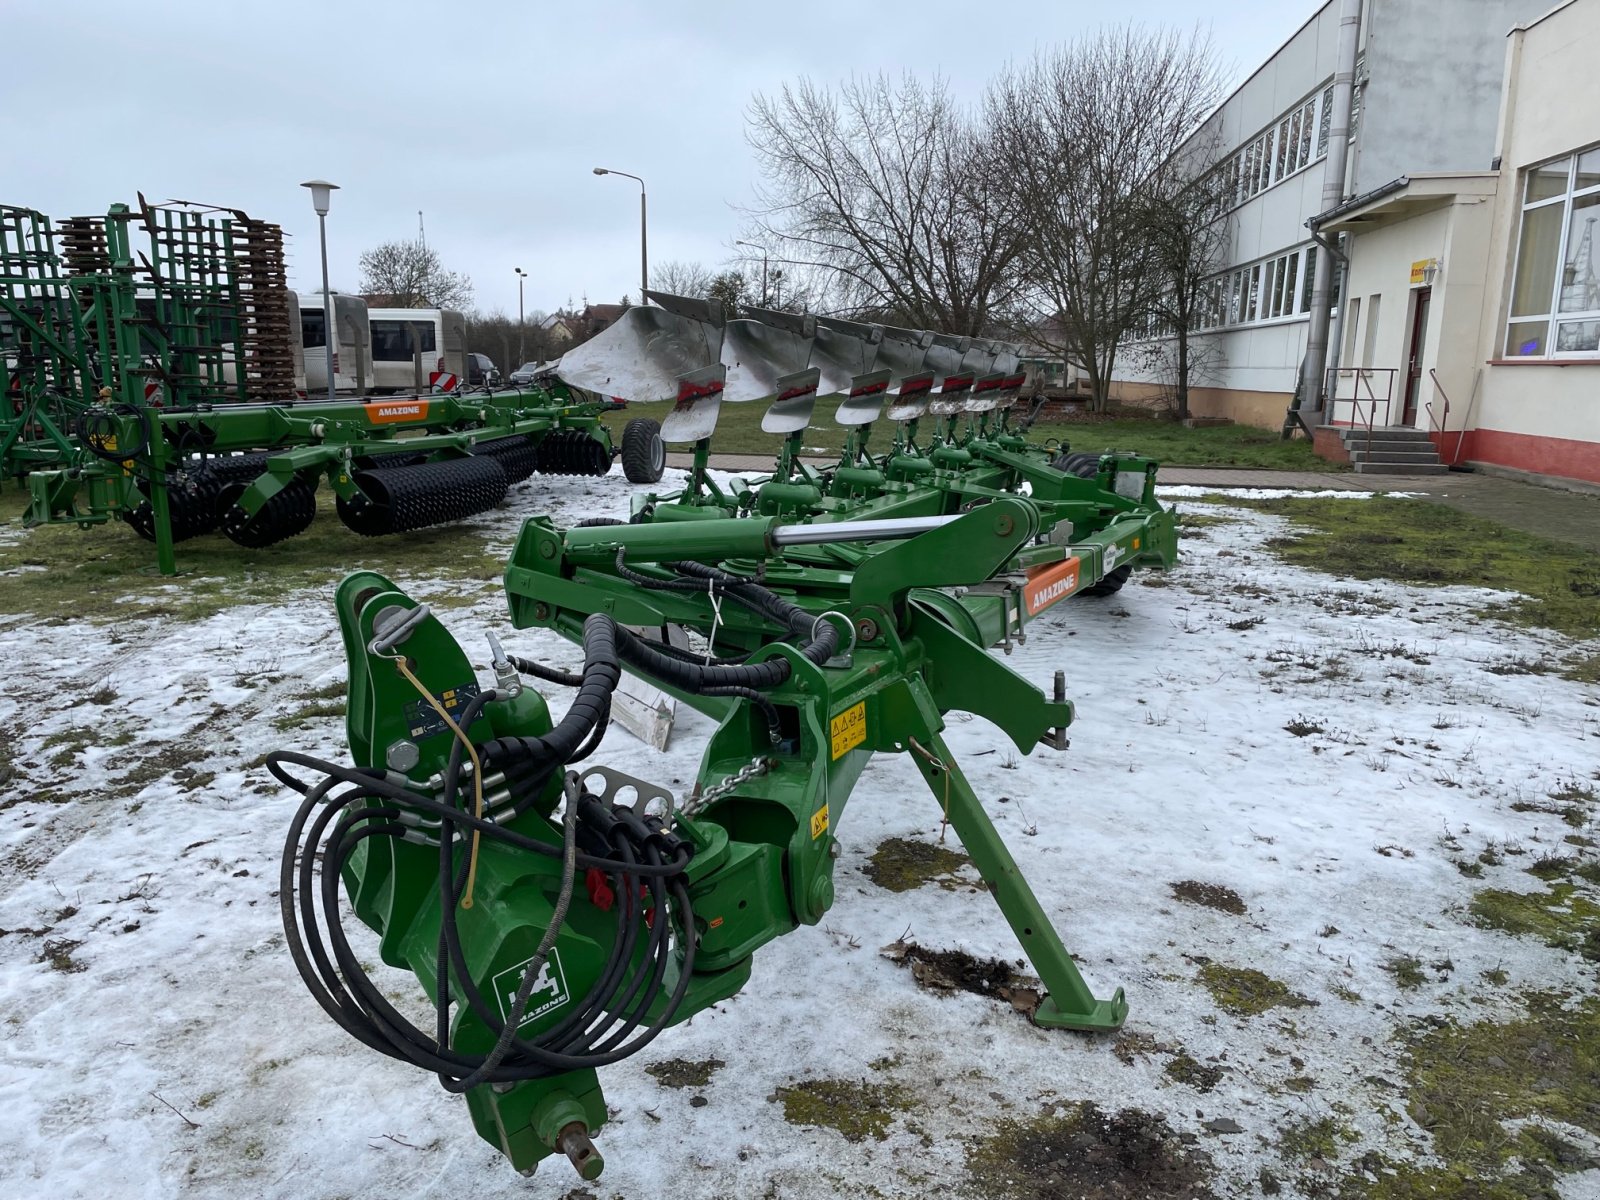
[367, 308, 467, 394]
[298, 292, 374, 395]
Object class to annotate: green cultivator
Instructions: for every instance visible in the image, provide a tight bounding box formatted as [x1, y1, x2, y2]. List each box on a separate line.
[271, 295, 1178, 1180]
[1, 200, 665, 574]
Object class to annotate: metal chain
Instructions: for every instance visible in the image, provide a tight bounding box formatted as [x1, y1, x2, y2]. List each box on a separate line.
[682, 755, 774, 820]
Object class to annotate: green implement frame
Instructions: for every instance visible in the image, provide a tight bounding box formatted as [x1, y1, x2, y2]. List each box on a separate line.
[312, 491, 1170, 1175]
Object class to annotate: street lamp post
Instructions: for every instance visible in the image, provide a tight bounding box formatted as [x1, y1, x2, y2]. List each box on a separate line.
[514, 267, 527, 365]
[736, 240, 769, 306]
[300, 179, 340, 401]
[593, 167, 647, 306]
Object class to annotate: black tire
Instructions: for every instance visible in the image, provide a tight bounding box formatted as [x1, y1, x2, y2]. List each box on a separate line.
[620, 417, 666, 483]
[1080, 565, 1132, 597]
[1063, 452, 1103, 479]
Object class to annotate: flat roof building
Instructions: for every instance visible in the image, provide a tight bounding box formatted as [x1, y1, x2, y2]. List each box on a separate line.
[1113, 0, 1600, 487]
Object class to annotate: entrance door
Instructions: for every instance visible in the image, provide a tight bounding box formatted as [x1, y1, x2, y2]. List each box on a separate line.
[1401, 287, 1432, 425]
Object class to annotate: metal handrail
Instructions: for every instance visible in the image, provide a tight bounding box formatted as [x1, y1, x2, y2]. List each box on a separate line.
[1325, 367, 1396, 460]
[1425, 368, 1451, 465]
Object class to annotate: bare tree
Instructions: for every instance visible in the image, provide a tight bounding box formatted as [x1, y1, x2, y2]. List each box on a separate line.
[651, 260, 715, 297]
[985, 27, 1223, 411]
[744, 73, 1022, 335]
[465, 308, 558, 370]
[358, 240, 474, 310]
[1138, 129, 1231, 420]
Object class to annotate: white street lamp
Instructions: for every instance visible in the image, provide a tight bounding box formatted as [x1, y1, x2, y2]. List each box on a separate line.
[593, 167, 647, 306]
[514, 267, 527, 366]
[300, 179, 340, 400]
[736, 240, 769, 306]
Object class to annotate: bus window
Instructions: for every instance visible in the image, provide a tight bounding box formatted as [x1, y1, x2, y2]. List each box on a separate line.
[371, 320, 437, 361]
[302, 310, 327, 349]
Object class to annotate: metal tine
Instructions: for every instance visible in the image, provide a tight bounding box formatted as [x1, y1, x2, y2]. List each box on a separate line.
[551, 299, 723, 404]
[926, 333, 979, 417]
[834, 367, 893, 428]
[759, 367, 822, 434]
[878, 325, 939, 423]
[720, 313, 815, 405]
[745, 308, 889, 429]
[660, 362, 728, 444]
[955, 339, 1005, 414]
[975, 342, 1029, 413]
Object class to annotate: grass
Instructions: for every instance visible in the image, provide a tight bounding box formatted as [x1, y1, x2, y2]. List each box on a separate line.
[1400, 992, 1600, 1177]
[1238, 496, 1600, 672]
[600, 400, 1342, 470]
[1196, 962, 1314, 1017]
[0, 484, 507, 622]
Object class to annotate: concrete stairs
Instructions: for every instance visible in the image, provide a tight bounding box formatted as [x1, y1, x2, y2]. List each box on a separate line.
[1326, 426, 1449, 475]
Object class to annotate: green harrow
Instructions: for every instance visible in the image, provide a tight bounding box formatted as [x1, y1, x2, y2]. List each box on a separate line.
[269, 295, 1179, 1180]
[1, 200, 665, 575]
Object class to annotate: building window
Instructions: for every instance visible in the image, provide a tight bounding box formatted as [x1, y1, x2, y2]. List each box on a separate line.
[1220, 85, 1337, 211]
[1504, 145, 1600, 358]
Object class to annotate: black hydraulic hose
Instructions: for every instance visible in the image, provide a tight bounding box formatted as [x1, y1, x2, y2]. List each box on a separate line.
[603, 554, 838, 696]
[76, 403, 150, 463]
[269, 752, 690, 877]
[280, 759, 699, 1083]
[509, 654, 584, 688]
[478, 612, 621, 773]
[700, 684, 783, 739]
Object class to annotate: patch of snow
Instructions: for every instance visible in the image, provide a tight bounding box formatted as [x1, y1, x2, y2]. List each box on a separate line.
[0, 481, 1596, 1198]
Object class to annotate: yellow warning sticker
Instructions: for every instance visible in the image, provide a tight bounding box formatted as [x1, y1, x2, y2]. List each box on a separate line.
[810, 804, 829, 839]
[830, 701, 866, 759]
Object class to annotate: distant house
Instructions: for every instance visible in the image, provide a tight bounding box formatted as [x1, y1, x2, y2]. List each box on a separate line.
[541, 303, 630, 349]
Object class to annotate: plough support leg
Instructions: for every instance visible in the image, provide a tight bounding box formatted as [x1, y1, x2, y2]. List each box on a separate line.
[910, 731, 1126, 1032]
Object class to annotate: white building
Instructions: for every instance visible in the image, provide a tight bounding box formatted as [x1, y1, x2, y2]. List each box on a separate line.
[1316, 0, 1600, 484]
[1113, 0, 1556, 431]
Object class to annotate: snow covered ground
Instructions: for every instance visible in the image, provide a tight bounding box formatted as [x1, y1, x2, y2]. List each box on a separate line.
[1, 474, 1597, 1199]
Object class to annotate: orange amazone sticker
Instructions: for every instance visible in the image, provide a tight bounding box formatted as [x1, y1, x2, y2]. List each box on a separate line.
[1024, 557, 1082, 616]
[365, 400, 432, 424]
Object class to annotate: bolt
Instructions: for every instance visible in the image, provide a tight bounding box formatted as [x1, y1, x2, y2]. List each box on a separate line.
[386, 740, 420, 772]
[556, 1122, 604, 1182]
[855, 617, 879, 642]
[538, 540, 555, 559]
[534, 603, 551, 621]
[996, 513, 1015, 536]
[808, 873, 835, 917]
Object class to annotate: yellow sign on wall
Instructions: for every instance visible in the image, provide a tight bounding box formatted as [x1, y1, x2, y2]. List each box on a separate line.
[1410, 259, 1434, 286]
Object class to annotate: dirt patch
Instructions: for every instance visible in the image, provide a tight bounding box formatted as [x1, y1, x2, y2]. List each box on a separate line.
[967, 1102, 1216, 1199]
[1163, 1054, 1223, 1093]
[1169, 881, 1246, 916]
[881, 938, 1040, 1016]
[36, 938, 86, 973]
[770, 1077, 914, 1142]
[862, 836, 971, 893]
[1195, 963, 1314, 1018]
[645, 1058, 725, 1089]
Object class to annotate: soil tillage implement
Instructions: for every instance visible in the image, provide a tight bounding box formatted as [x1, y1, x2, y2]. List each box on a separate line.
[271, 432, 1177, 1178]
[2, 198, 667, 574]
[559, 295, 1172, 600]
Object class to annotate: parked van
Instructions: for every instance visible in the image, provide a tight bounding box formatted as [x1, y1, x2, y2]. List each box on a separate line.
[298, 292, 373, 395]
[366, 308, 467, 393]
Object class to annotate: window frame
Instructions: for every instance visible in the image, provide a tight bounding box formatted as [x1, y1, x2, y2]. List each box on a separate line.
[1503, 145, 1600, 360]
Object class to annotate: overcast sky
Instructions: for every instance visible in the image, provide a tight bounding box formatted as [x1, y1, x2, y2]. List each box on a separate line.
[9, 0, 1317, 327]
